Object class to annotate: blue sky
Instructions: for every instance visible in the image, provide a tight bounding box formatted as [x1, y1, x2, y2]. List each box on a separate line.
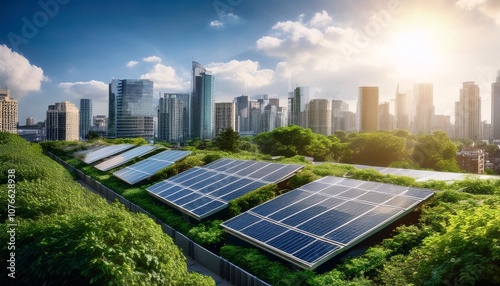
[1, 0, 500, 123]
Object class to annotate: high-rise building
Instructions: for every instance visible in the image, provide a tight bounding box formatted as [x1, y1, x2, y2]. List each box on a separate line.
[433, 114, 454, 138]
[79, 99, 92, 139]
[235, 95, 250, 132]
[191, 61, 215, 140]
[341, 111, 357, 132]
[215, 102, 236, 134]
[288, 86, 314, 128]
[413, 83, 434, 135]
[395, 85, 409, 130]
[46, 101, 79, 141]
[307, 99, 331, 136]
[89, 115, 107, 136]
[332, 100, 349, 133]
[263, 104, 277, 132]
[357, 87, 379, 132]
[108, 79, 154, 140]
[276, 107, 288, 129]
[249, 101, 262, 134]
[26, 117, 35, 126]
[492, 71, 500, 140]
[0, 88, 18, 133]
[455, 81, 481, 141]
[158, 93, 189, 143]
[378, 102, 393, 131]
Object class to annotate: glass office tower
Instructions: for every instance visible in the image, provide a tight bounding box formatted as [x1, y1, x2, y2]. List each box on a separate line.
[191, 61, 215, 140]
[108, 79, 154, 140]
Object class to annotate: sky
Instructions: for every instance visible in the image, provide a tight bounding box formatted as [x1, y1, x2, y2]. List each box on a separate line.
[1, 0, 500, 124]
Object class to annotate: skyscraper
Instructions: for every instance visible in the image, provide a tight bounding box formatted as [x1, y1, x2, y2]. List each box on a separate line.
[492, 71, 500, 140]
[395, 85, 409, 130]
[108, 79, 154, 140]
[358, 87, 379, 132]
[215, 102, 236, 134]
[26, 117, 35, 126]
[308, 99, 331, 136]
[235, 95, 250, 132]
[46, 101, 79, 141]
[331, 100, 349, 133]
[455, 81, 481, 141]
[413, 83, 434, 135]
[191, 61, 215, 140]
[378, 102, 393, 131]
[0, 88, 18, 133]
[79, 99, 92, 139]
[288, 86, 314, 128]
[158, 93, 189, 143]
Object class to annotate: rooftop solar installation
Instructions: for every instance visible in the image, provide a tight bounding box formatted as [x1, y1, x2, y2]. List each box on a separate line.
[222, 176, 434, 270]
[83, 144, 135, 164]
[330, 163, 499, 183]
[94, 145, 158, 171]
[113, 150, 191, 185]
[146, 158, 304, 220]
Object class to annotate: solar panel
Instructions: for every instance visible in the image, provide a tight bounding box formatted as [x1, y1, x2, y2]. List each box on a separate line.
[113, 150, 191, 185]
[331, 163, 499, 183]
[222, 176, 434, 270]
[83, 144, 135, 164]
[146, 159, 304, 220]
[94, 145, 158, 171]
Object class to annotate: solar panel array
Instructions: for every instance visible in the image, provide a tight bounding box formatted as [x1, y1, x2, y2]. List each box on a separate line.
[146, 158, 304, 220]
[222, 176, 434, 269]
[83, 144, 135, 164]
[113, 150, 190, 185]
[94, 145, 158, 171]
[332, 163, 499, 183]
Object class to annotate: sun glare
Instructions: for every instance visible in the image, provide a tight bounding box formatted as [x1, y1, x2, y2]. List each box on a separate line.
[391, 27, 444, 77]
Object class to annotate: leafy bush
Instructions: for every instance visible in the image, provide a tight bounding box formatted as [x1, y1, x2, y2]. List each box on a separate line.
[228, 185, 279, 216]
[0, 133, 214, 286]
[220, 245, 313, 285]
[187, 220, 225, 245]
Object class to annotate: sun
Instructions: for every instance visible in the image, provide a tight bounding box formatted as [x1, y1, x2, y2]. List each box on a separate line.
[390, 27, 444, 77]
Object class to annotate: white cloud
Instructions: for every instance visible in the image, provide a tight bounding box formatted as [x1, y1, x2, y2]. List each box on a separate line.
[58, 80, 108, 99]
[456, 0, 500, 24]
[256, 11, 365, 77]
[210, 12, 243, 28]
[210, 20, 224, 27]
[58, 80, 109, 115]
[142, 56, 162, 63]
[0, 44, 46, 98]
[140, 63, 188, 91]
[126, 60, 139, 68]
[309, 10, 333, 27]
[208, 60, 274, 89]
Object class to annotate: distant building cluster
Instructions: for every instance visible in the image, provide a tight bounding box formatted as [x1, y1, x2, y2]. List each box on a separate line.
[3, 64, 500, 174]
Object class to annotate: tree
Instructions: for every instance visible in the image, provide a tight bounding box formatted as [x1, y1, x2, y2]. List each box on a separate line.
[411, 131, 459, 171]
[254, 125, 338, 161]
[213, 128, 240, 152]
[85, 130, 101, 140]
[341, 132, 409, 167]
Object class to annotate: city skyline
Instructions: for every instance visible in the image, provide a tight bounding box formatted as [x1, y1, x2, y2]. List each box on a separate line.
[1, 0, 500, 123]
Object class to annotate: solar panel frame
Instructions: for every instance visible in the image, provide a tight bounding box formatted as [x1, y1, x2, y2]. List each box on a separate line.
[222, 176, 434, 269]
[83, 144, 135, 164]
[113, 150, 191, 185]
[94, 145, 158, 171]
[146, 159, 304, 220]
